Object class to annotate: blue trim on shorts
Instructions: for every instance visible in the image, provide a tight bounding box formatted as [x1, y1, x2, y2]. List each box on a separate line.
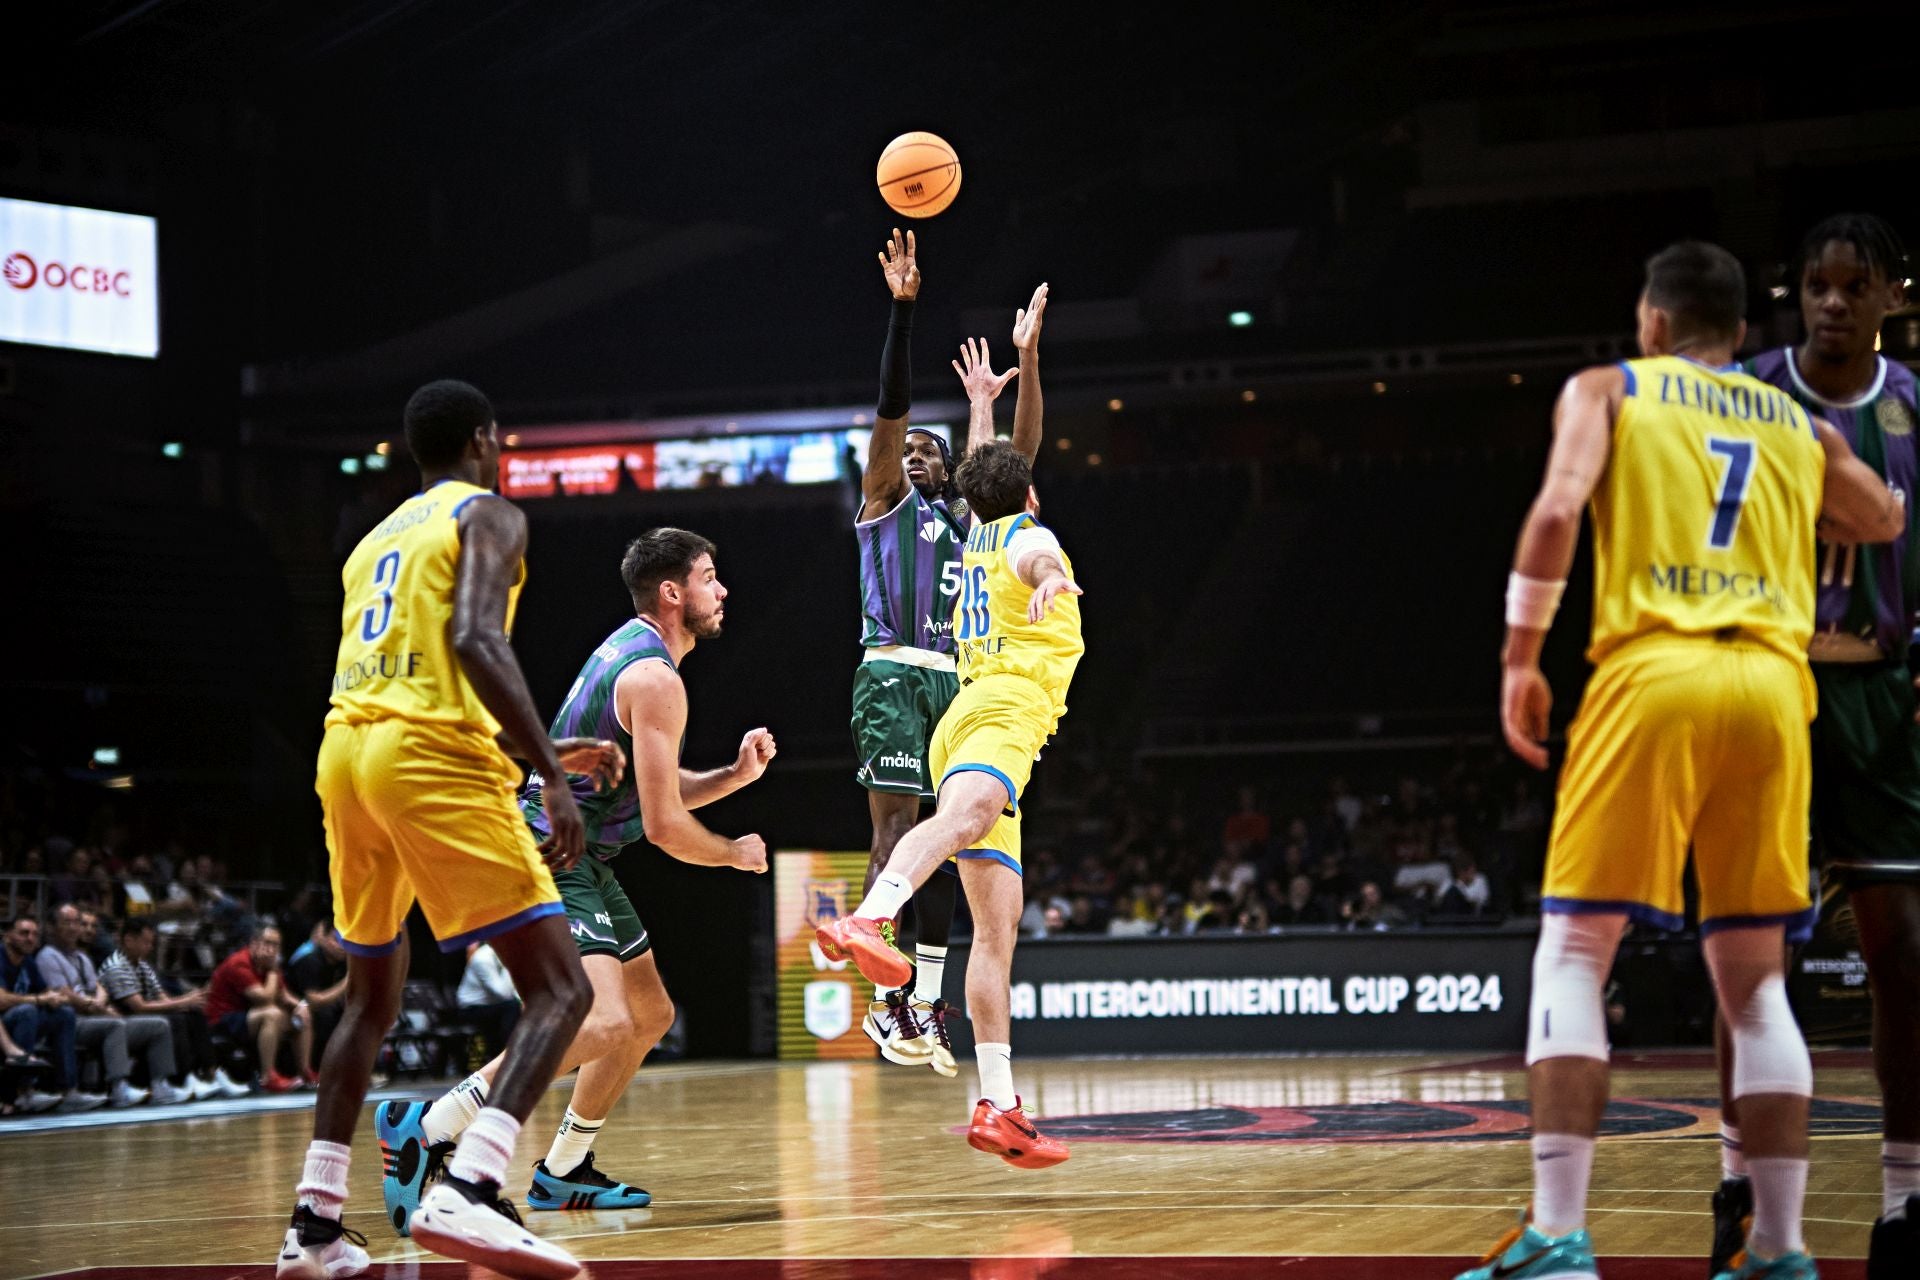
[938, 764, 1019, 815]
[437, 900, 565, 953]
[956, 848, 1022, 875]
[1542, 896, 1686, 932]
[337, 929, 405, 958]
[1701, 906, 1819, 946]
[1617, 361, 1636, 397]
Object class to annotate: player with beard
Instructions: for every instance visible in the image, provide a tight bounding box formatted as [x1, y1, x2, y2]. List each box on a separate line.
[1709, 214, 1920, 1279]
[851, 227, 1045, 1072]
[382, 528, 772, 1228]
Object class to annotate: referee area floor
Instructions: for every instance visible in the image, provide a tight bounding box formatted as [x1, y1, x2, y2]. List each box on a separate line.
[0, 1051, 1883, 1278]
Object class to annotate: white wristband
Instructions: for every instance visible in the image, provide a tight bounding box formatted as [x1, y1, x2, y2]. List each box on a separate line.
[1506, 573, 1566, 630]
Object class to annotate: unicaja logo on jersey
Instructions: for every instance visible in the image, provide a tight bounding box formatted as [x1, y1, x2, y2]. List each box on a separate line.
[919, 520, 946, 544]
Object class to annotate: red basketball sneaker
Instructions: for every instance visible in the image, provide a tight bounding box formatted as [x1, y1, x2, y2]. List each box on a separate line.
[967, 1098, 1069, 1169]
[814, 916, 911, 989]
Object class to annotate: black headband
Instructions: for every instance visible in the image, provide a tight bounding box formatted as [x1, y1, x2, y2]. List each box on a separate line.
[905, 427, 953, 473]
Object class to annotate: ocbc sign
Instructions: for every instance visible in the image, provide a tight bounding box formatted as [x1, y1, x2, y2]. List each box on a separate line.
[2, 252, 133, 297]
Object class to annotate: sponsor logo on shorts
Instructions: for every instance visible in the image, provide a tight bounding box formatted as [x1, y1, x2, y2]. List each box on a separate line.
[878, 753, 922, 771]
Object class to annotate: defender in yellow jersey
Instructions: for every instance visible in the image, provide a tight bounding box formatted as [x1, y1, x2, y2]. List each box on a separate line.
[1455, 244, 1904, 1280]
[817, 441, 1082, 1169]
[279, 380, 624, 1280]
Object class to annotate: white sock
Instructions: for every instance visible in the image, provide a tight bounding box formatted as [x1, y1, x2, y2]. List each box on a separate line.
[296, 1139, 351, 1222]
[1529, 1133, 1595, 1235]
[914, 945, 948, 1004]
[543, 1108, 603, 1179]
[1721, 1122, 1748, 1179]
[422, 1072, 488, 1145]
[1746, 1155, 1809, 1257]
[1884, 1140, 1920, 1218]
[857, 871, 913, 921]
[975, 1041, 1016, 1111]
[447, 1106, 520, 1188]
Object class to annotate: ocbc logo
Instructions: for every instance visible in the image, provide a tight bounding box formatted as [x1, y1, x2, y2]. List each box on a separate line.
[2, 252, 133, 297]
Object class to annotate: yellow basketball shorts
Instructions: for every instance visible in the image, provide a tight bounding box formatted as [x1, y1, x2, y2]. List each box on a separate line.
[315, 718, 561, 955]
[931, 674, 1056, 875]
[1545, 635, 1817, 942]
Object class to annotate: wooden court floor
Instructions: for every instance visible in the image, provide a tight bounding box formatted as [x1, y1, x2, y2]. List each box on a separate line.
[0, 1050, 1886, 1278]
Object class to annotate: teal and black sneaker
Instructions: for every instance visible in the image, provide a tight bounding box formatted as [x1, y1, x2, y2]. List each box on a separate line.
[1454, 1213, 1599, 1280]
[526, 1152, 652, 1211]
[376, 1100, 451, 1238]
[1713, 1249, 1820, 1279]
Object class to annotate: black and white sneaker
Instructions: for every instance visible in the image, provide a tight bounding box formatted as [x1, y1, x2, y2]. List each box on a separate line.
[862, 988, 933, 1066]
[919, 997, 959, 1078]
[410, 1173, 581, 1280]
[274, 1204, 370, 1279]
[1709, 1175, 1752, 1277]
[1868, 1193, 1919, 1280]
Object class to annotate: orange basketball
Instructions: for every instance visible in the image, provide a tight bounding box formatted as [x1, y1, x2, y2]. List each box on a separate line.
[876, 131, 962, 218]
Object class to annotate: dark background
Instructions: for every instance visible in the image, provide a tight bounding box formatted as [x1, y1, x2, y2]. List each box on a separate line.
[5, 1, 1920, 1055]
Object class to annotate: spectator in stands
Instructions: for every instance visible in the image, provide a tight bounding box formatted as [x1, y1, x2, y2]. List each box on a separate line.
[1235, 899, 1271, 934]
[1019, 889, 1050, 939]
[102, 918, 250, 1099]
[1327, 776, 1364, 834]
[85, 864, 122, 920]
[278, 886, 324, 952]
[50, 844, 93, 905]
[1194, 890, 1237, 934]
[193, 856, 252, 939]
[38, 904, 175, 1106]
[203, 925, 312, 1092]
[1342, 881, 1391, 932]
[153, 858, 210, 971]
[1274, 874, 1333, 927]
[283, 921, 348, 1073]
[0, 1014, 56, 1116]
[1312, 850, 1355, 906]
[1061, 895, 1103, 935]
[1390, 836, 1453, 909]
[1222, 786, 1272, 856]
[77, 908, 116, 967]
[1498, 777, 1546, 840]
[0, 916, 99, 1112]
[1436, 852, 1493, 917]
[1105, 887, 1157, 938]
[119, 854, 162, 920]
[454, 942, 519, 1061]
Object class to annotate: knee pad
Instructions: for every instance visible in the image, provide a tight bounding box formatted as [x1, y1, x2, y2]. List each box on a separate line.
[1707, 929, 1812, 1099]
[1525, 912, 1624, 1066]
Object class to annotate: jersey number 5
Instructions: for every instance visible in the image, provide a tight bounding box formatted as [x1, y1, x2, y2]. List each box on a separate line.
[1705, 437, 1756, 550]
[360, 550, 402, 642]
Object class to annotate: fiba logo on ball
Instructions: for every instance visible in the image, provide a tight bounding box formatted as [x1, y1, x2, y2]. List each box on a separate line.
[3, 252, 34, 289]
[877, 131, 962, 218]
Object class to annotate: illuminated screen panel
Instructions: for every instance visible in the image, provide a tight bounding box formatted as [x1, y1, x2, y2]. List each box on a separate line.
[0, 196, 159, 358]
[501, 424, 951, 499]
[774, 850, 880, 1060]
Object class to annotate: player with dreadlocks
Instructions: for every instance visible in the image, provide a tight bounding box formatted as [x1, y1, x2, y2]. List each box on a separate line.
[847, 227, 1046, 1073]
[1711, 213, 1920, 1279]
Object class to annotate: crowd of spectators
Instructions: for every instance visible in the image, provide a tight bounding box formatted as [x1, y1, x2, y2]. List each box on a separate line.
[1014, 748, 1551, 941]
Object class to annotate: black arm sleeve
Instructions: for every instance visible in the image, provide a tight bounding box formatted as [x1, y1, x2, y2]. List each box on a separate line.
[877, 298, 915, 420]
